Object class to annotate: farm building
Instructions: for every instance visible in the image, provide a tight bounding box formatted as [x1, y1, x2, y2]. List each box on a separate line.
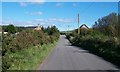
[80, 24, 89, 29]
[34, 24, 42, 31]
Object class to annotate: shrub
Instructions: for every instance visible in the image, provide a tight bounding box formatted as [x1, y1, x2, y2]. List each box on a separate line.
[69, 34, 120, 67]
[2, 26, 60, 71]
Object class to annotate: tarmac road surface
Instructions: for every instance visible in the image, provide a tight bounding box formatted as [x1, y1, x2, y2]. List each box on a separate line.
[38, 35, 119, 70]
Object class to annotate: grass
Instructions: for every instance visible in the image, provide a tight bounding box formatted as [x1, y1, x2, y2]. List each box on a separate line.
[8, 41, 57, 70]
[0, 41, 1, 71]
[0, 56, 1, 72]
[70, 35, 120, 67]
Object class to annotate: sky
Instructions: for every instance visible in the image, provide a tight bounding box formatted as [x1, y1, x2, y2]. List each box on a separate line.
[1, 2, 118, 31]
[1, 0, 120, 2]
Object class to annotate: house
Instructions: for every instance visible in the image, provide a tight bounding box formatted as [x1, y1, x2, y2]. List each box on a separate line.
[0, 26, 2, 34]
[80, 24, 89, 29]
[15, 32, 19, 35]
[34, 24, 42, 31]
[3, 32, 8, 34]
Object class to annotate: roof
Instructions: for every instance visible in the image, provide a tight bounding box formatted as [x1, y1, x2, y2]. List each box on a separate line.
[80, 24, 89, 29]
[34, 24, 42, 31]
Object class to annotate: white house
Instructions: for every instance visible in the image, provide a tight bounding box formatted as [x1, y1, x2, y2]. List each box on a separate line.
[80, 24, 89, 29]
[34, 24, 42, 31]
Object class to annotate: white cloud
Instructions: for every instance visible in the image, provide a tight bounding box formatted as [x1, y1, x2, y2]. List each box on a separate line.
[26, 21, 33, 24]
[2, 0, 119, 2]
[30, 2, 44, 5]
[2, 20, 35, 27]
[2, 18, 75, 27]
[56, 3, 62, 7]
[72, 3, 77, 7]
[27, 0, 45, 2]
[35, 19, 44, 22]
[31, 12, 43, 15]
[25, 11, 43, 16]
[2, 20, 13, 25]
[19, 2, 27, 7]
[19, 1, 44, 7]
[33, 18, 75, 27]
[48, 18, 75, 23]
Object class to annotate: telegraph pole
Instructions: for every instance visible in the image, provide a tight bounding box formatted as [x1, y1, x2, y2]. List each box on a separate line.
[67, 25, 70, 34]
[78, 13, 80, 34]
[68, 25, 69, 31]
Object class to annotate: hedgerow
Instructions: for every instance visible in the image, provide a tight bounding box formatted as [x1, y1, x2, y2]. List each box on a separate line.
[72, 35, 120, 66]
[66, 13, 120, 67]
[2, 25, 60, 71]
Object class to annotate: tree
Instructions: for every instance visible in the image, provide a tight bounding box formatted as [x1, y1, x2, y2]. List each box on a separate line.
[93, 13, 119, 36]
[50, 26, 59, 34]
[3, 24, 16, 34]
[46, 26, 51, 35]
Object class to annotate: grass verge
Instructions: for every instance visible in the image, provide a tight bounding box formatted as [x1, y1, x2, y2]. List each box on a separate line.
[8, 41, 57, 70]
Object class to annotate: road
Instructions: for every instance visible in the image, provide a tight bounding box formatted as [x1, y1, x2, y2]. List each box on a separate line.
[38, 35, 119, 70]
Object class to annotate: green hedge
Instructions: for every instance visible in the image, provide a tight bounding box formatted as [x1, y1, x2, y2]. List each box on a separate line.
[2, 28, 60, 71]
[69, 35, 120, 67]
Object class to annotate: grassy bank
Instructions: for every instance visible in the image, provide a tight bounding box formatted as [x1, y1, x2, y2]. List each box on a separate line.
[76, 36, 119, 66]
[2, 25, 60, 71]
[66, 33, 120, 67]
[7, 41, 57, 70]
[0, 57, 1, 72]
[66, 12, 120, 67]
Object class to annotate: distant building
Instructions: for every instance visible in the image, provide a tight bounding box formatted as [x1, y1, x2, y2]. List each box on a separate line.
[3, 32, 8, 34]
[15, 32, 19, 35]
[80, 24, 89, 29]
[0, 32, 2, 34]
[0, 26, 2, 35]
[34, 24, 42, 31]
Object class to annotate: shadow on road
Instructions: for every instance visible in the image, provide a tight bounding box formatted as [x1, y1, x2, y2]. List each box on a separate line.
[73, 50, 89, 53]
[67, 42, 120, 69]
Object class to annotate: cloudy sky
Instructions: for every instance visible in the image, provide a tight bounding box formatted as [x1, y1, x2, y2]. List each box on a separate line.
[1, 2, 118, 31]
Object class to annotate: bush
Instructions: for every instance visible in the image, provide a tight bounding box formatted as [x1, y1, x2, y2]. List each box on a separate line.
[69, 34, 120, 67]
[2, 26, 60, 71]
[3, 24, 17, 34]
[66, 12, 120, 67]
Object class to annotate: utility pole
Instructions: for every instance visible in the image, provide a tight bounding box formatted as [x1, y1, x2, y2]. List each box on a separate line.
[67, 25, 70, 34]
[68, 25, 69, 31]
[78, 13, 80, 34]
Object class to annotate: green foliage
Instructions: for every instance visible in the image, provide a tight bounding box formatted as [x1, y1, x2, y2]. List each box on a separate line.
[2, 25, 26, 34]
[60, 32, 67, 35]
[44, 26, 60, 41]
[45, 26, 51, 35]
[45, 26, 60, 35]
[2, 25, 60, 71]
[70, 35, 120, 66]
[7, 42, 56, 70]
[67, 12, 120, 67]
[93, 13, 119, 37]
[16, 26, 26, 32]
[71, 30, 78, 37]
[3, 24, 16, 34]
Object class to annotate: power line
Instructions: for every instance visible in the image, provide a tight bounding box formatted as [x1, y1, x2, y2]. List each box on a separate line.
[77, 3, 94, 34]
[78, 13, 80, 34]
[67, 3, 94, 31]
[78, 2, 94, 28]
[80, 2, 94, 15]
